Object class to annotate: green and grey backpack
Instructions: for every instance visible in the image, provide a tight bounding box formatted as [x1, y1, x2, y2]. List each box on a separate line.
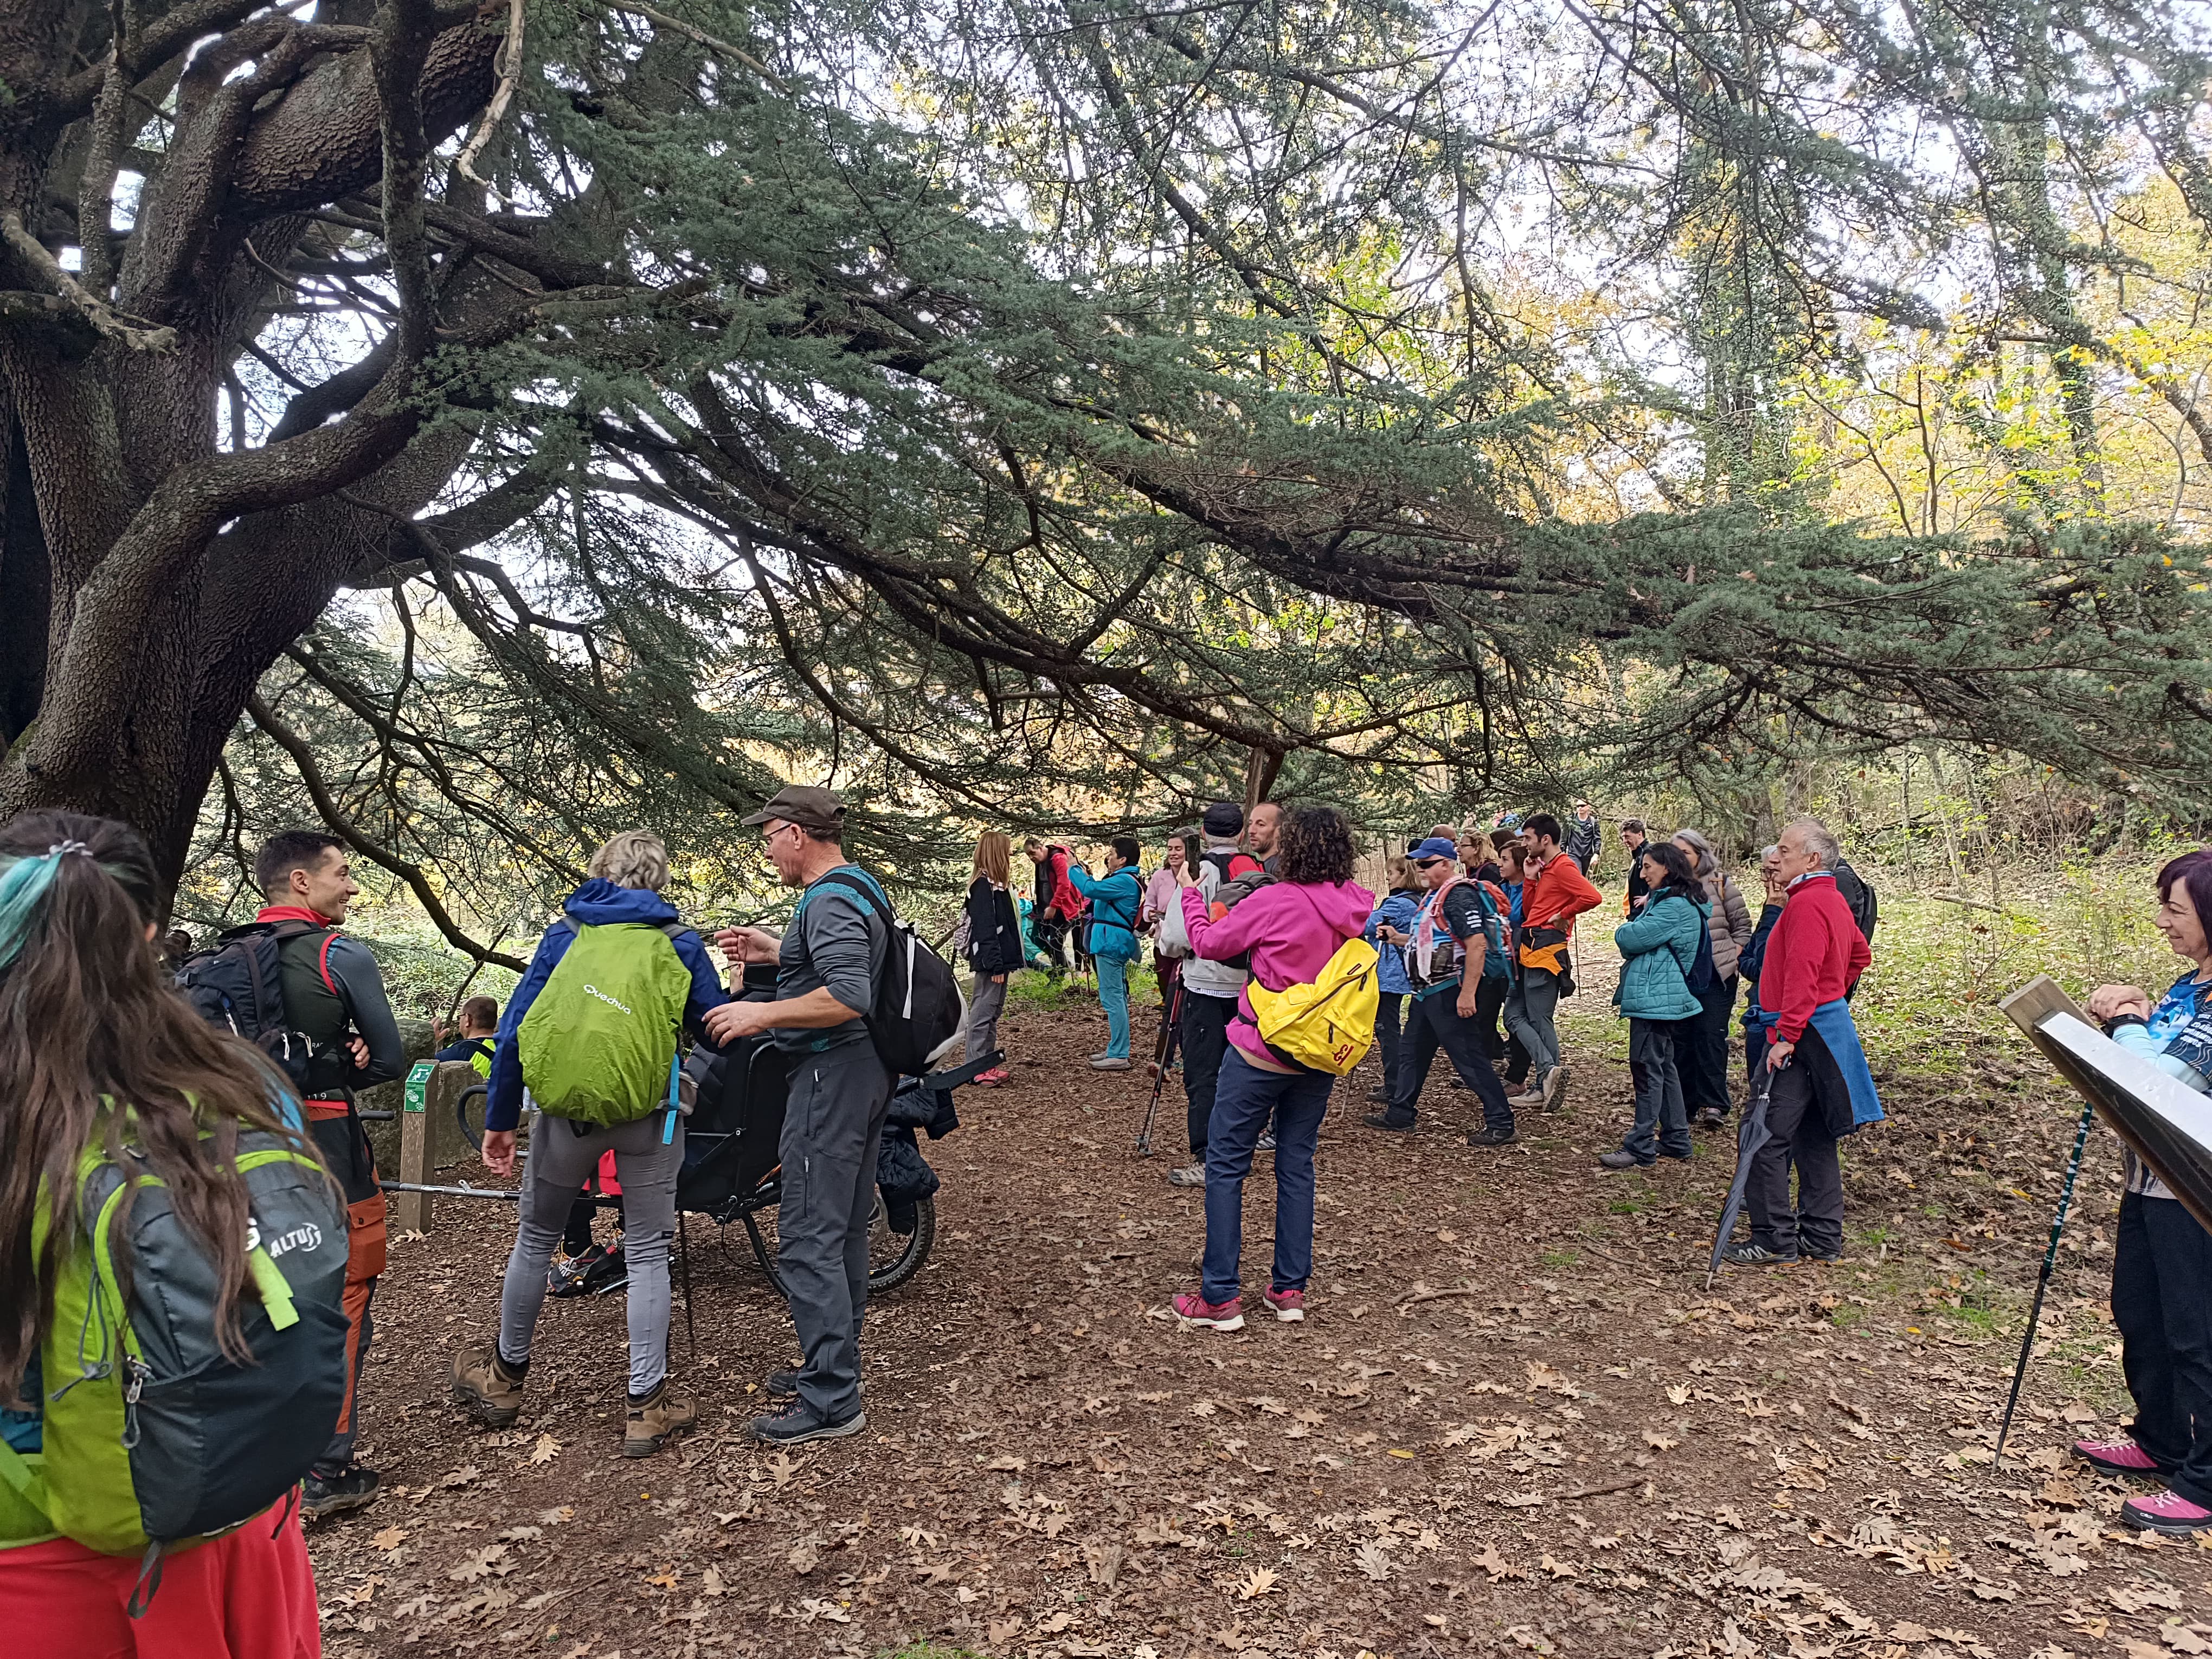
[516, 920, 692, 1126]
[0, 1120, 347, 1610]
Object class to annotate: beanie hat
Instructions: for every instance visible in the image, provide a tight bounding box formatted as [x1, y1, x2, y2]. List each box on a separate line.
[1201, 802, 1245, 838]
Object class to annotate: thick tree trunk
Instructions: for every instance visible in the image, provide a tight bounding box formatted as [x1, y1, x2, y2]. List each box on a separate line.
[0, 0, 499, 899]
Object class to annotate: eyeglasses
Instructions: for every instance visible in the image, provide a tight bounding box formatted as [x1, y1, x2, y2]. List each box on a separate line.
[762, 821, 802, 845]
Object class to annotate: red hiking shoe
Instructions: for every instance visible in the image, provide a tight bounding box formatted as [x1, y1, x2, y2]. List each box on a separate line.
[1262, 1287, 1306, 1323]
[2121, 1488, 2212, 1535]
[1172, 1291, 1244, 1332]
[2075, 1436, 2160, 1476]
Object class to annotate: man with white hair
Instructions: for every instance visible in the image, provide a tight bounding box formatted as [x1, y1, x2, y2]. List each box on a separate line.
[1728, 817, 1882, 1266]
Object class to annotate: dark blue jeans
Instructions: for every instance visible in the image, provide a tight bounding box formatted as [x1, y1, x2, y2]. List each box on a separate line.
[1201, 1051, 1334, 1304]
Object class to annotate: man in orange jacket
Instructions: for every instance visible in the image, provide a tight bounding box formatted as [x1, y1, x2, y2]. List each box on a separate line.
[1506, 812, 1604, 1110]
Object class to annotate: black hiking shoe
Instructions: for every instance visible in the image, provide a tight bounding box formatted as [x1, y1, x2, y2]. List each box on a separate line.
[1693, 1107, 1727, 1130]
[1363, 1111, 1417, 1133]
[1801, 1243, 1843, 1263]
[749, 1398, 867, 1445]
[302, 1464, 382, 1521]
[1467, 1126, 1517, 1148]
[1721, 1242, 1799, 1266]
[1597, 1150, 1652, 1171]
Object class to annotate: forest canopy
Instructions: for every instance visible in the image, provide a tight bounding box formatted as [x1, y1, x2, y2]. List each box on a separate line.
[2, 0, 2210, 957]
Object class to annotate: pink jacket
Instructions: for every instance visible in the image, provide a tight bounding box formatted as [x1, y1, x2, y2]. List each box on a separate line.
[1180, 878, 1376, 1069]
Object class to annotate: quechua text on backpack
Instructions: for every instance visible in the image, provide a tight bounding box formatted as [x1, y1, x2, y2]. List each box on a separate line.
[517, 920, 693, 1127]
[0, 1123, 349, 1610]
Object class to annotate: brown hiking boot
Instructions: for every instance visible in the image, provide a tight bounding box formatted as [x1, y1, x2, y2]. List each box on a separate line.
[623, 1382, 699, 1458]
[451, 1346, 525, 1427]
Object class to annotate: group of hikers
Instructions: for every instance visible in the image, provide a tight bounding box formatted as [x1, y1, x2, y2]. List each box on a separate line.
[2, 787, 2210, 1650]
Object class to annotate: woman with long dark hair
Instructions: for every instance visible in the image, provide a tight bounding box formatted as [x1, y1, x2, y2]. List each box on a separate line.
[1172, 805, 1373, 1329]
[0, 811, 325, 1649]
[1599, 838, 1708, 1171]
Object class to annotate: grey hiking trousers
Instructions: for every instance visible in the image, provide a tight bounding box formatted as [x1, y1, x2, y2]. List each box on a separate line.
[498, 1110, 682, 1397]
[776, 1041, 893, 1423]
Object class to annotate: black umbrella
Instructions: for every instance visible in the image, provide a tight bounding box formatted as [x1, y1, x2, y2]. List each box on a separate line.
[1705, 1059, 1776, 1289]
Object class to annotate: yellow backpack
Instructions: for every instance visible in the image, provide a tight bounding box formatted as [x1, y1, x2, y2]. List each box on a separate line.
[1246, 934, 1381, 1076]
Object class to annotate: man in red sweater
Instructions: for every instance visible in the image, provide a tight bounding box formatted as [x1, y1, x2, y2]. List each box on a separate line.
[1506, 812, 1604, 1110]
[1731, 818, 1874, 1265]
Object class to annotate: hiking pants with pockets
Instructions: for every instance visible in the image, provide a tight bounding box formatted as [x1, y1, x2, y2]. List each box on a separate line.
[307, 1102, 384, 1475]
[776, 1041, 894, 1423]
[1503, 965, 1562, 1080]
[1623, 1017, 1692, 1162]
[966, 970, 1009, 1067]
[500, 1111, 683, 1397]
[1392, 989, 1515, 1135]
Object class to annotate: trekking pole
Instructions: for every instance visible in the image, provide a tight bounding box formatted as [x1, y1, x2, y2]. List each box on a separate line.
[676, 1213, 698, 1359]
[1137, 980, 1185, 1156]
[1993, 1094, 2098, 1468]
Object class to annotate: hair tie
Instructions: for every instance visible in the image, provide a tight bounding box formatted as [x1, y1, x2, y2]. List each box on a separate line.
[46, 841, 92, 859]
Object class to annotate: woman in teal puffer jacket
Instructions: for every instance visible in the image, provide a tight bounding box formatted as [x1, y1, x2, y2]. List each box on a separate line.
[1602, 840, 1710, 1169]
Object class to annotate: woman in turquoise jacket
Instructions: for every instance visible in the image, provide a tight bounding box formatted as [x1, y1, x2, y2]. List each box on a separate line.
[1071, 837, 1147, 1070]
[1603, 840, 1709, 1169]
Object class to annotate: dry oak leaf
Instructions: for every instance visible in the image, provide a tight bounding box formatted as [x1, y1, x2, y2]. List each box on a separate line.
[1236, 1566, 1280, 1599]
[1644, 1430, 1681, 1451]
[529, 1433, 561, 1465]
[370, 1526, 408, 1551]
[787, 1540, 820, 1575]
[700, 1566, 727, 1598]
[1355, 1540, 1393, 1580]
[1526, 1361, 1574, 1394]
[766, 1451, 800, 1489]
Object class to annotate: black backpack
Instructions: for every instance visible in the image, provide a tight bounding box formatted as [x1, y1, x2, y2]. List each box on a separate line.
[1833, 860, 1879, 945]
[797, 866, 964, 1077]
[1203, 853, 1275, 974]
[173, 921, 327, 1090]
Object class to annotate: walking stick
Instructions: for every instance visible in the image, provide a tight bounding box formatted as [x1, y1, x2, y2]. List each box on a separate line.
[676, 1212, 698, 1360]
[1138, 980, 1186, 1156]
[1993, 1095, 2098, 1468]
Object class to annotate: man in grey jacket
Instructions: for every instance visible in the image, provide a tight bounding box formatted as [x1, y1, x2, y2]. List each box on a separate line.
[1153, 801, 1264, 1187]
[710, 785, 889, 1444]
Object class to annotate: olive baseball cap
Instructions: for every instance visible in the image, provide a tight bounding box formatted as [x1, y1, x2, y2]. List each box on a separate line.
[740, 785, 847, 834]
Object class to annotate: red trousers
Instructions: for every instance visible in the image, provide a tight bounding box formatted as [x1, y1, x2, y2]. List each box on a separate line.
[0, 1504, 320, 1658]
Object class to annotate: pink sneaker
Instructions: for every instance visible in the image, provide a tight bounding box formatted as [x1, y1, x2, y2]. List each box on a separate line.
[1262, 1287, 1306, 1323]
[1172, 1291, 1244, 1332]
[2121, 1489, 2212, 1535]
[2075, 1436, 2160, 1476]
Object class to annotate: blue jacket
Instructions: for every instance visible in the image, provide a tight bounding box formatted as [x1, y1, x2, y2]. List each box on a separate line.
[1613, 889, 1709, 1021]
[485, 880, 731, 1131]
[1364, 889, 1422, 995]
[1069, 864, 1145, 960]
[1740, 900, 1784, 1032]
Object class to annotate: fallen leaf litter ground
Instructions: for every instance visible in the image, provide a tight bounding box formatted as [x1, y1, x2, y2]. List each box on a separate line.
[311, 969, 2212, 1658]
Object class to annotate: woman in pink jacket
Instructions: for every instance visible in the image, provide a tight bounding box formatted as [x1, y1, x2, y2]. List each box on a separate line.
[1171, 806, 1373, 1329]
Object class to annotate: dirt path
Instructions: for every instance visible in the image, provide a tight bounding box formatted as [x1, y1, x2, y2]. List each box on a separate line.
[310, 980, 2207, 1659]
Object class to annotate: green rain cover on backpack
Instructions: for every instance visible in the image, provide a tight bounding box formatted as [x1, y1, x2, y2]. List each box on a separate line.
[0, 1123, 348, 1569]
[516, 922, 693, 1124]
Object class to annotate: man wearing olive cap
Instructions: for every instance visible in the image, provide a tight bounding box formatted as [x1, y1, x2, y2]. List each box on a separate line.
[708, 785, 889, 1444]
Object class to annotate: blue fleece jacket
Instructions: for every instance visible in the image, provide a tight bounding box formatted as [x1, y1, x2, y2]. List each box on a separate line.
[485, 880, 731, 1131]
[1069, 864, 1146, 960]
[1364, 889, 1422, 996]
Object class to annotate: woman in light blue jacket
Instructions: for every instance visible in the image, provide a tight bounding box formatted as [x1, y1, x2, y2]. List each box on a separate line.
[1070, 837, 1147, 1070]
[1363, 853, 1422, 1105]
[1602, 840, 1709, 1170]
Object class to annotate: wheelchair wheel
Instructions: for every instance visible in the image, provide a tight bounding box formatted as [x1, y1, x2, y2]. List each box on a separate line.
[867, 1192, 934, 1294]
[456, 1083, 488, 1154]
